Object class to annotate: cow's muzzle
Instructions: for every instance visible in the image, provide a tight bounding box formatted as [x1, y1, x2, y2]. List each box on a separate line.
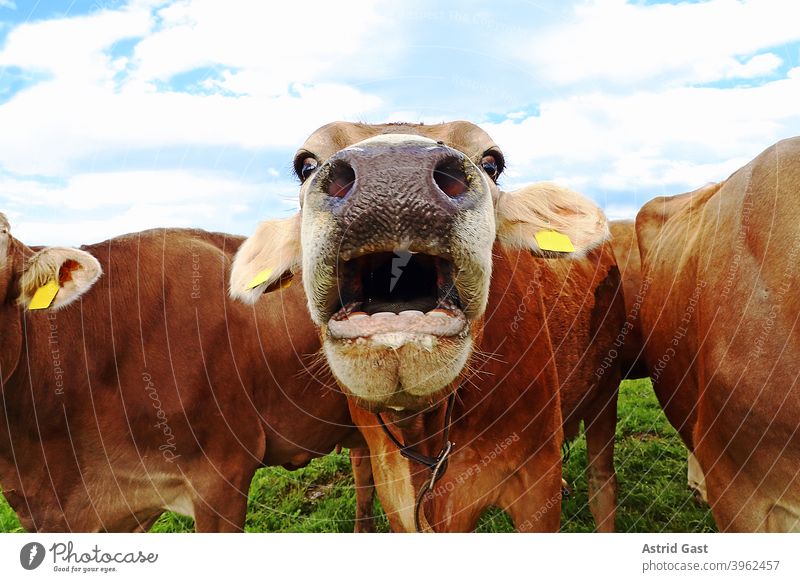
[301, 134, 495, 410]
[327, 251, 467, 340]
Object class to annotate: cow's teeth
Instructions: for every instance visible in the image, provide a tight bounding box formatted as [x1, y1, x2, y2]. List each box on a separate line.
[372, 312, 396, 318]
[399, 310, 424, 316]
[427, 309, 450, 318]
[349, 312, 369, 320]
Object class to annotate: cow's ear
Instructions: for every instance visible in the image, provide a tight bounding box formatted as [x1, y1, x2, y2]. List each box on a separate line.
[230, 213, 302, 303]
[495, 182, 609, 257]
[18, 247, 102, 310]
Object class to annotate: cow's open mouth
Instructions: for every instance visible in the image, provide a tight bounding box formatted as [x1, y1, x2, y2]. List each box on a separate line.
[327, 252, 467, 339]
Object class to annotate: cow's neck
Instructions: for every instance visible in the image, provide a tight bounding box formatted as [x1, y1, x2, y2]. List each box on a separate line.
[376, 391, 454, 474]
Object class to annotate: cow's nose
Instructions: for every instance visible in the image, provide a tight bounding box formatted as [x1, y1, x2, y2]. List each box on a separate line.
[323, 147, 469, 201]
[307, 135, 485, 257]
[325, 159, 356, 199]
[321, 138, 473, 210]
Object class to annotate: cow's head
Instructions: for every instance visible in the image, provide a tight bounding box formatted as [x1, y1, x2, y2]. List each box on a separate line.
[1, 213, 102, 384]
[230, 122, 607, 411]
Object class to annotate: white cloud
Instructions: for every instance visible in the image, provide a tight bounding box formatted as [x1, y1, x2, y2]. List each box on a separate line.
[604, 204, 639, 220]
[12, 204, 218, 246]
[1, 169, 264, 208]
[0, 0, 16, 9]
[129, 0, 400, 93]
[484, 70, 800, 194]
[0, 169, 300, 244]
[510, 0, 800, 88]
[0, 5, 152, 82]
[0, 0, 396, 175]
[0, 79, 382, 174]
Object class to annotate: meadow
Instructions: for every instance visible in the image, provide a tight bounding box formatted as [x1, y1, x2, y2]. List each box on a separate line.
[0, 378, 715, 533]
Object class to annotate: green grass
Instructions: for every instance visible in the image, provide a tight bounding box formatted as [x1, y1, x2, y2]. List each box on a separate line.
[606, 378, 715, 533]
[0, 378, 714, 533]
[474, 378, 715, 533]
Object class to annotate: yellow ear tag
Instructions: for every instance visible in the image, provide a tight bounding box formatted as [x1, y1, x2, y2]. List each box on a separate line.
[246, 268, 273, 290]
[535, 230, 575, 253]
[29, 280, 60, 310]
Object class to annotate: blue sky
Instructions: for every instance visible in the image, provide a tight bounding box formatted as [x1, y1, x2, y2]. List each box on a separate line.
[1, 0, 799, 245]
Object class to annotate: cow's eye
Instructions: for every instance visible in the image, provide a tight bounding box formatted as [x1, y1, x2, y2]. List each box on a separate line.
[300, 157, 318, 181]
[480, 155, 499, 180]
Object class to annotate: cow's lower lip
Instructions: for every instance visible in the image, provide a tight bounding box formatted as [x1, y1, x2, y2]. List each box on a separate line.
[327, 307, 467, 340]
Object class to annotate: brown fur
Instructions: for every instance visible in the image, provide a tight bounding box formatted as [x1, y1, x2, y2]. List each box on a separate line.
[0, 222, 366, 531]
[231, 120, 622, 532]
[609, 220, 649, 379]
[351, 241, 624, 532]
[636, 137, 800, 531]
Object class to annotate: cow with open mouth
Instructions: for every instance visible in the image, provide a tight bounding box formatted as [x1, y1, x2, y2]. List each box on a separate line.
[231, 121, 618, 531]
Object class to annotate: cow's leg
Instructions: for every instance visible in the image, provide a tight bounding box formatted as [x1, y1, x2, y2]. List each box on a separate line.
[191, 469, 254, 533]
[348, 404, 420, 532]
[500, 453, 563, 532]
[427, 496, 487, 532]
[583, 386, 619, 532]
[350, 447, 377, 533]
[687, 451, 708, 505]
[764, 503, 800, 532]
[702, 447, 800, 533]
[123, 512, 162, 533]
[133, 514, 162, 532]
[705, 472, 765, 532]
[192, 492, 248, 532]
[714, 491, 798, 532]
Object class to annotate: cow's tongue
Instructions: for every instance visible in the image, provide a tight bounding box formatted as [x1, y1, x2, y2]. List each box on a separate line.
[362, 296, 438, 315]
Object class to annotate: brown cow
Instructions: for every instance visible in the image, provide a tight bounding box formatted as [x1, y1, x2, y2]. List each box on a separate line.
[230, 122, 622, 531]
[636, 137, 800, 532]
[0, 215, 366, 532]
[348, 241, 624, 532]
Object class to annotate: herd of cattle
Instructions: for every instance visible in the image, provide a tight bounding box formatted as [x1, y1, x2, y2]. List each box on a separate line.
[1, 122, 798, 532]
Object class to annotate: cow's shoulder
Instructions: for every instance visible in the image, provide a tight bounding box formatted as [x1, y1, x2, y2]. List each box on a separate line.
[609, 219, 635, 241]
[635, 182, 721, 265]
[609, 220, 638, 274]
[535, 241, 621, 340]
[740, 136, 800, 219]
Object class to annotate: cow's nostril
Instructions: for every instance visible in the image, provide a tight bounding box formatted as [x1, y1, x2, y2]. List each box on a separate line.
[434, 160, 468, 198]
[327, 161, 356, 198]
